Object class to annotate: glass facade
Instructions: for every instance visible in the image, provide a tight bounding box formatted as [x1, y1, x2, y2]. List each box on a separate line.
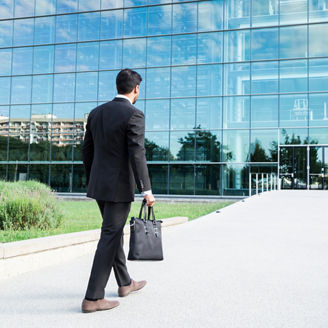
[1, 0, 328, 195]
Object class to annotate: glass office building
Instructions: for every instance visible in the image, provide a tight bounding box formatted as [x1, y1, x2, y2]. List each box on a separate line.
[0, 0, 328, 196]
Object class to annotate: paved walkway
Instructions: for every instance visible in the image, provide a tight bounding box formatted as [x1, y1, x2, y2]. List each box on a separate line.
[1, 190, 328, 328]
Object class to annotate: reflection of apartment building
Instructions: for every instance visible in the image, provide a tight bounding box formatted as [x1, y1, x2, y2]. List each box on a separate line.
[0, 114, 87, 146]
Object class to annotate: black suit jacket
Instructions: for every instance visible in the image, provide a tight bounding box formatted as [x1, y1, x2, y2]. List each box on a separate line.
[82, 98, 151, 202]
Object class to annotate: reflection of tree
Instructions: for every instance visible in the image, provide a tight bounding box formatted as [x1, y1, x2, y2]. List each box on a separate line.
[145, 138, 173, 161]
[250, 139, 278, 162]
[0, 136, 7, 161]
[176, 126, 221, 161]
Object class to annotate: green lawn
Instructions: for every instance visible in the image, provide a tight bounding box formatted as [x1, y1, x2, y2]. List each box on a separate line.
[0, 200, 233, 243]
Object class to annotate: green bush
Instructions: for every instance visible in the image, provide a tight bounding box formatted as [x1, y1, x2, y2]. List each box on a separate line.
[0, 181, 63, 230]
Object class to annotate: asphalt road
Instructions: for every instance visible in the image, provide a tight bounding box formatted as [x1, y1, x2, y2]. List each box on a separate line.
[1, 190, 328, 328]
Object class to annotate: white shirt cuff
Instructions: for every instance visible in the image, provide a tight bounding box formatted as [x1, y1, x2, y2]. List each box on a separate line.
[141, 190, 152, 196]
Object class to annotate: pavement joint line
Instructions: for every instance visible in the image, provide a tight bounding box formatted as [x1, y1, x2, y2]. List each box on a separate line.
[0, 216, 188, 260]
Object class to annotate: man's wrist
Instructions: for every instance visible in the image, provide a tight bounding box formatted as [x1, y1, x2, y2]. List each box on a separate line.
[141, 190, 152, 196]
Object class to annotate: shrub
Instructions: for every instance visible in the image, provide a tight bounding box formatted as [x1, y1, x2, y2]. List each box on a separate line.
[0, 180, 63, 230]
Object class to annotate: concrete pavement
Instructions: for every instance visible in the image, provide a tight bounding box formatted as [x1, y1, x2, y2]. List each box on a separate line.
[1, 190, 328, 328]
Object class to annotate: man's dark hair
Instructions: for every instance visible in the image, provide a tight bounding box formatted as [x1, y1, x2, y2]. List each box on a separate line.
[116, 69, 142, 94]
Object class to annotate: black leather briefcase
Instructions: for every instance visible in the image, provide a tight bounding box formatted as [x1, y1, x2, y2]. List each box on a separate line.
[128, 199, 163, 261]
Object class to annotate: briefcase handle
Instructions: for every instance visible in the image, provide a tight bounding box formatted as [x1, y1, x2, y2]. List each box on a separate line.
[138, 199, 147, 222]
[147, 205, 156, 222]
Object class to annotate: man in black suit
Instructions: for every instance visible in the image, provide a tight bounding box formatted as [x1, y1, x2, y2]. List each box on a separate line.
[81, 69, 155, 313]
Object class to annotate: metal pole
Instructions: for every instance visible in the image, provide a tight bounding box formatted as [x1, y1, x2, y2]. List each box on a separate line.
[249, 173, 252, 196]
[261, 173, 264, 193]
[266, 173, 269, 191]
[307, 145, 310, 190]
[270, 173, 273, 190]
[256, 173, 258, 195]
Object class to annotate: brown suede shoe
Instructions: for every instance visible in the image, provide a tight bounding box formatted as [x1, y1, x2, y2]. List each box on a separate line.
[81, 298, 119, 313]
[118, 279, 147, 297]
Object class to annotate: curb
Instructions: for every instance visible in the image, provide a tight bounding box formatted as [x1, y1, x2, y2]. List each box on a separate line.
[0, 217, 188, 260]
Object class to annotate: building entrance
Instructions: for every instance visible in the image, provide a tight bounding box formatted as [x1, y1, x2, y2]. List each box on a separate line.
[279, 145, 328, 190]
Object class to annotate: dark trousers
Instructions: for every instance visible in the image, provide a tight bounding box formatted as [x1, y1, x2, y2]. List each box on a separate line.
[85, 201, 131, 300]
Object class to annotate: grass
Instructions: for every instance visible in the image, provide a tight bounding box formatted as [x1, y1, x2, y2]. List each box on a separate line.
[0, 200, 234, 243]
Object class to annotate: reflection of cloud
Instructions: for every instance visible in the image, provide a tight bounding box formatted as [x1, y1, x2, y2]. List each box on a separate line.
[35, 0, 56, 14]
[0, 21, 11, 45]
[14, 1, 34, 17]
[57, 0, 77, 11]
[79, 0, 100, 11]
[102, 0, 122, 9]
[198, 2, 221, 31]
[0, 0, 13, 19]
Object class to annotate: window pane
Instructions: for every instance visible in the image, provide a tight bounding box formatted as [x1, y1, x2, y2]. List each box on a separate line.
[124, 0, 147, 6]
[101, 0, 123, 9]
[99, 40, 122, 70]
[123, 38, 146, 68]
[280, 60, 308, 93]
[0, 49, 11, 76]
[29, 165, 49, 184]
[32, 75, 53, 103]
[170, 132, 195, 161]
[148, 165, 168, 194]
[12, 47, 33, 75]
[197, 64, 222, 97]
[34, 17, 55, 45]
[148, 5, 172, 35]
[224, 30, 250, 62]
[309, 93, 328, 126]
[72, 165, 87, 192]
[98, 70, 118, 101]
[9, 105, 30, 161]
[279, 128, 308, 145]
[124, 8, 147, 37]
[309, 128, 328, 144]
[251, 95, 278, 128]
[0, 78, 10, 105]
[172, 66, 196, 97]
[145, 132, 169, 161]
[196, 98, 222, 130]
[280, 26, 307, 59]
[309, 59, 328, 92]
[172, 34, 196, 65]
[198, 0, 222, 31]
[147, 36, 171, 67]
[0, 0, 14, 19]
[100, 10, 123, 39]
[78, 12, 100, 41]
[195, 165, 221, 195]
[79, 0, 100, 11]
[171, 99, 196, 130]
[0, 21, 13, 47]
[280, 94, 309, 127]
[56, 0, 78, 14]
[76, 72, 98, 102]
[53, 74, 75, 102]
[146, 68, 170, 99]
[51, 103, 74, 161]
[13, 18, 34, 46]
[55, 44, 76, 73]
[145, 100, 169, 130]
[280, 0, 307, 24]
[30, 104, 52, 161]
[35, 0, 56, 15]
[251, 61, 278, 94]
[222, 130, 250, 162]
[251, 28, 278, 60]
[169, 165, 194, 195]
[33, 46, 54, 74]
[225, 0, 250, 29]
[252, 0, 278, 27]
[172, 3, 197, 34]
[56, 14, 77, 43]
[50, 165, 72, 192]
[224, 63, 250, 96]
[77, 42, 99, 72]
[198, 32, 222, 64]
[223, 96, 250, 129]
[309, 24, 328, 57]
[310, 0, 328, 22]
[7, 164, 28, 181]
[223, 164, 249, 195]
[11, 76, 32, 104]
[195, 130, 221, 162]
[14, 0, 34, 17]
[74, 102, 94, 161]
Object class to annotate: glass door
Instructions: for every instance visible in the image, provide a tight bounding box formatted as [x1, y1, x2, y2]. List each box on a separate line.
[311, 146, 328, 190]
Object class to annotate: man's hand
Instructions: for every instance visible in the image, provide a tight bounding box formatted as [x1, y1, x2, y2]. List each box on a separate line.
[144, 193, 155, 207]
